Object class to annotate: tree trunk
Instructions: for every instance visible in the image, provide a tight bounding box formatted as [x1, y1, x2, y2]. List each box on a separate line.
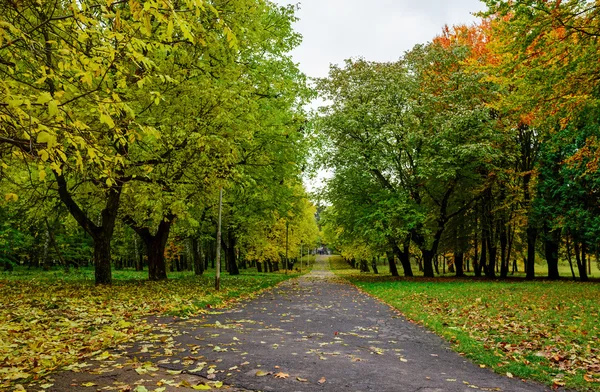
[257, 261, 263, 273]
[423, 250, 435, 277]
[124, 214, 173, 281]
[54, 172, 122, 285]
[385, 251, 398, 276]
[222, 231, 240, 276]
[192, 238, 204, 275]
[360, 259, 370, 272]
[574, 240, 589, 282]
[454, 252, 464, 277]
[565, 234, 576, 280]
[475, 232, 485, 277]
[544, 227, 560, 280]
[390, 240, 413, 277]
[371, 257, 379, 274]
[499, 223, 509, 278]
[94, 235, 113, 284]
[525, 227, 537, 280]
[486, 236, 496, 279]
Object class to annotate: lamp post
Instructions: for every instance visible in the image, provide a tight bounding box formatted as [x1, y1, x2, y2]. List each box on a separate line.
[285, 221, 289, 273]
[215, 187, 223, 291]
[300, 241, 303, 273]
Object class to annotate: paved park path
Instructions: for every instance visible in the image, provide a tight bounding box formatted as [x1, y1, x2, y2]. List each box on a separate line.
[45, 256, 554, 392]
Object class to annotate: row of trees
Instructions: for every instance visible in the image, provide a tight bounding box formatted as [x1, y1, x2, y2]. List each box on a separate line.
[0, 0, 319, 284]
[316, 0, 600, 281]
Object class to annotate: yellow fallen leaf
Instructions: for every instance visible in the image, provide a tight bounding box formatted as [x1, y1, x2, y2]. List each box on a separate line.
[81, 382, 97, 387]
[256, 370, 270, 377]
[318, 377, 326, 384]
[274, 372, 289, 379]
[192, 384, 211, 390]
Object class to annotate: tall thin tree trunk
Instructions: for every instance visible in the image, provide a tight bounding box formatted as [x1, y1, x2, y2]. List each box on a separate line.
[525, 227, 537, 280]
[544, 227, 560, 280]
[565, 235, 576, 280]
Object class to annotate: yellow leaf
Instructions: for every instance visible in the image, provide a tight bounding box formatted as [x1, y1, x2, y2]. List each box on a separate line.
[192, 385, 211, 390]
[37, 92, 53, 104]
[4, 193, 18, 202]
[100, 113, 115, 128]
[81, 382, 97, 387]
[166, 370, 181, 375]
[38, 149, 49, 162]
[48, 100, 58, 116]
[255, 370, 269, 377]
[37, 131, 57, 148]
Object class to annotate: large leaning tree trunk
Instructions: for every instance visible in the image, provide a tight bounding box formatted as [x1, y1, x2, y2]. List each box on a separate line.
[389, 236, 413, 277]
[124, 213, 175, 281]
[54, 172, 121, 285]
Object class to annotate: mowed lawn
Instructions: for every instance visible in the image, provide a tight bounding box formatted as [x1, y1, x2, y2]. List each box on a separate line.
[0, 268, 300, 390]
[329, 256, 600, 391]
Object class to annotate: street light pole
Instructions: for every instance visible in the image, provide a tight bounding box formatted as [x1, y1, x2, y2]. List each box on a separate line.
[300, 241, 303, 273]
[285, 221, 289, 274]
[215, 187, 223, 291]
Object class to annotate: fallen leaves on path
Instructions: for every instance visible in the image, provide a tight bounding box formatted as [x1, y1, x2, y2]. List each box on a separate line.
[0, 273, 294, 389]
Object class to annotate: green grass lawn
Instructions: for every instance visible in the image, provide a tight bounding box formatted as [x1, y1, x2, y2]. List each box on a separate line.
[0, 266, 298, 389]
[330, 255, 600, 391]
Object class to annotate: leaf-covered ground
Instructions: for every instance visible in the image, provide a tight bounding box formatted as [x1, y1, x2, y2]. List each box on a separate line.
[0, 268, 297, 390]
[330, 256, 600, 391]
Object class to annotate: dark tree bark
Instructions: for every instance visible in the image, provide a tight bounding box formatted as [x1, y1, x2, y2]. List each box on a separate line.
[454, 252, 464, 277]
[565, 235, 576, 280]
[573, 239, 589, 282]
[390, 239, 413, 277]
[371, 257, 379, 274]
[475, 229, 486, 277]
[360, 259, 370, 272]
[124, 213, 174, 281]
[54, 172, 121, 285]
[544, 227, 560, 280]
[499, 222, 509, 278]
[221, 231, 239, 275]
[192, 238, 204, 275]
[385, 251, 398, 276]
[257, 261, 263, 273]
[486, 235, 497, 279]
[525, 227, 537, 280]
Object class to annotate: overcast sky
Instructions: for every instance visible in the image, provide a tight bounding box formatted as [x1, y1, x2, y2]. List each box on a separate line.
[272, 0, 487, 80]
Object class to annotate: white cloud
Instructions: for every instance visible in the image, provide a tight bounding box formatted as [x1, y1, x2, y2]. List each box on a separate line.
[273, 0, 486, 79]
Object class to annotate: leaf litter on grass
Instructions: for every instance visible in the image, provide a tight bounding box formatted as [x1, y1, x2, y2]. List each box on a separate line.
[328, 255, 600, 390]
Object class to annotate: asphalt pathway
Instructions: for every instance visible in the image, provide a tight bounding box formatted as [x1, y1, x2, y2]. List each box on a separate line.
[43, 256, 553, 392]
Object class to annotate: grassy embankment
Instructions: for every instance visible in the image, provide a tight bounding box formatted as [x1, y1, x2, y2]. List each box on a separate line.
[330, 255, 600, 391]
[0, 265, 308, 389]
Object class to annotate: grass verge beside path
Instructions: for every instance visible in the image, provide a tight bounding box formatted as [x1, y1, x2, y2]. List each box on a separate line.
[0, 269, 298, 390]
[329, 255, 600, 392]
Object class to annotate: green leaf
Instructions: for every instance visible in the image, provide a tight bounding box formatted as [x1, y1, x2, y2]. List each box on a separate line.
[99, 113, 115, 128]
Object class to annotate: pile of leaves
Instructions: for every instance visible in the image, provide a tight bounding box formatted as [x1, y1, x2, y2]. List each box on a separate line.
[330, 256, 600, 391]
[0, 270, 295, 389]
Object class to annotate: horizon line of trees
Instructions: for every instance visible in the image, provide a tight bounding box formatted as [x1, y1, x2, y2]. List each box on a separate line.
[0, 0, 319, 284]
[315, 0, 600, 282]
